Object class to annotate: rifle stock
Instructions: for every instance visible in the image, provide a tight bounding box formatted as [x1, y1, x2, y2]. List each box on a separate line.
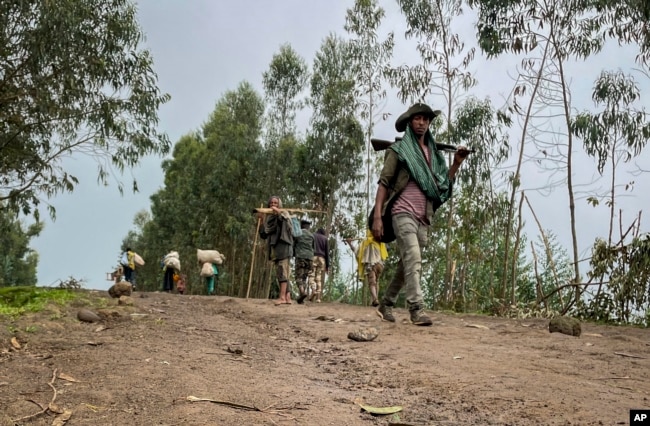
[370, 137, 475, 153]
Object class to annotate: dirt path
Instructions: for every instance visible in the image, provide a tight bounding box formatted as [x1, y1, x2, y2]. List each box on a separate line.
[1, 290, 649, 425]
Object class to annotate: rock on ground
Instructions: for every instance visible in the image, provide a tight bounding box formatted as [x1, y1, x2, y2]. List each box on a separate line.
[549, 316, 581, 336]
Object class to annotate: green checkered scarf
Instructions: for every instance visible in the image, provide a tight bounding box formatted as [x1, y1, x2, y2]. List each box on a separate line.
[390, 127, 452, 204]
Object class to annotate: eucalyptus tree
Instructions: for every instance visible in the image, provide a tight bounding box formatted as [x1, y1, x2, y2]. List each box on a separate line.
[467, 0, 622, 305]
[0, 205, 41, 287]
[191, 82, 267, 296]
[586, 231, 650, 326]
[571, 70, 650, 314]
[0, 0, 170, 219]
[344, 0, 394, 218]
[262, 44, 309, 144]
[128, 82, 268, 296]
[306, 34, 365, 297]
[307, 34, 365, 231]
[572, 71, 650, 244]
[387, 0, 481, 295]
[260, 45, 309, 204]
[437, 98, 512, 308]
[136, 134, 208, 292]
[595, 0, 650, 66]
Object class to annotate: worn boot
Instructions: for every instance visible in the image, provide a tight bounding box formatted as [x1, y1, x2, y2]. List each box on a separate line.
[409, 305, 433, 326]
[376, 302, 395, 322]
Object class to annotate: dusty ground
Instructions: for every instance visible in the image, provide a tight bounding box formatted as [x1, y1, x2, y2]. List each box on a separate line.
[1, 289, 649, 426]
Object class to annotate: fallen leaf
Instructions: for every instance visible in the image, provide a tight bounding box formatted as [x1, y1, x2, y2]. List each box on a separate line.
[58, 373, 79, 382]
[357, 402, 403, 415]
[453, 356, 463, 360]
[465, 324, 489, 330]
[10, 337, 21, 350]
[614, 352, 646, 359]
[94, 325, 106, 332]
[51, 409, 72, 426]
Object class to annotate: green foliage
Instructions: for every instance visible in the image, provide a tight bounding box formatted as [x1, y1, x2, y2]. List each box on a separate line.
[307, 34, 365, 236]
[0, 286, 78, 318]
[572, 70, 650, 174]
[262, 44, 309, 143]
[469, 0, 650, 65]
[129, 82, 269, 296]
[418, 187, 532, 313]
[388, 0, 476, 103]
[0, 0, 170, 219]
[530, 231, 575, 312]
[576, 236, 650, 326]
[345, 0, 394, 217]
[0, 205, 41, 287]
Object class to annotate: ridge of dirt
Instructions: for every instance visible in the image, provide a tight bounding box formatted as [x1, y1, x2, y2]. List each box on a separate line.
[1, 290, 649, 425]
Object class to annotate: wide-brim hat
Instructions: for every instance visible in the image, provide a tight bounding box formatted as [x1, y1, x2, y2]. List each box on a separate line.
[395, 103, 441, 132]
[300, 219, 312, 226]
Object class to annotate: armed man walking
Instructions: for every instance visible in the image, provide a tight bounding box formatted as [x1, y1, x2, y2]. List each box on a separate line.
[372, 103, 470, 326]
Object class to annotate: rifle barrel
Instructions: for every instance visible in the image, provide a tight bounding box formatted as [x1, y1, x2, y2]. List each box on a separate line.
[370, 137, 475, 153]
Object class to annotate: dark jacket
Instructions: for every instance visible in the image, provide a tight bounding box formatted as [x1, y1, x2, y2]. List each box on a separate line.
[313, 231, 329, 269]
[260, 214, 293, 261]
[293, 230, 315, 260]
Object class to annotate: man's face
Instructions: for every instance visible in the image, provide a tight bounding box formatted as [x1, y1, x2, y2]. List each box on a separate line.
[269, 198, 280, 208]
[410, 114, 431, 137]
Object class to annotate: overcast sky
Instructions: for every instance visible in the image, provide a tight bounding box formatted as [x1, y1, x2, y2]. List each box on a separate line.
[30, 1, 649, 291]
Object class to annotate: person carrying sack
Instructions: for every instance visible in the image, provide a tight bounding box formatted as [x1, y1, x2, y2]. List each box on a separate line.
[372, 103, 470, 326]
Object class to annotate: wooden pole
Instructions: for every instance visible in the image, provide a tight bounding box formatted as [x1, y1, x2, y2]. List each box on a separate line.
[246, 205, 264, 299]
[252, 207, 325, 215]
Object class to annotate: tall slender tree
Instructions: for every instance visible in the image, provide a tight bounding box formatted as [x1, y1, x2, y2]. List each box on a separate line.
[0, 205, 42, 287]
[344, 0, 394, 218]
[0, 0, 170, 219]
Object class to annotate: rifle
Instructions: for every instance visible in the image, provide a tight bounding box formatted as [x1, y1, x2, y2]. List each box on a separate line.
[370, 137, 475, 153]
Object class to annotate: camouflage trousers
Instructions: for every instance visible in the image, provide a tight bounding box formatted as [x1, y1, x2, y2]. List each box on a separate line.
[295, 258, 312, 289]
[309, 255, 326, 294]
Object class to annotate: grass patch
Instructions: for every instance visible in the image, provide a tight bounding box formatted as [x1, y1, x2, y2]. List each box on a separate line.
[0, 286, 80, 318]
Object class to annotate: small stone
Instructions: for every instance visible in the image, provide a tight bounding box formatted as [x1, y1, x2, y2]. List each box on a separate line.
[77, 309, 102, 323]
[347, 327, 379, 342]
[108, 281, 132, 298]
[549, 316, 581, 337]
[118, 295, 134, 306]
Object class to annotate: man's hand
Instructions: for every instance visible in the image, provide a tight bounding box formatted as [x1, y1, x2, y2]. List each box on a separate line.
[453, 146, 471, 165]
[271, 206, 281, 214]
[372, 215, 384, 242]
